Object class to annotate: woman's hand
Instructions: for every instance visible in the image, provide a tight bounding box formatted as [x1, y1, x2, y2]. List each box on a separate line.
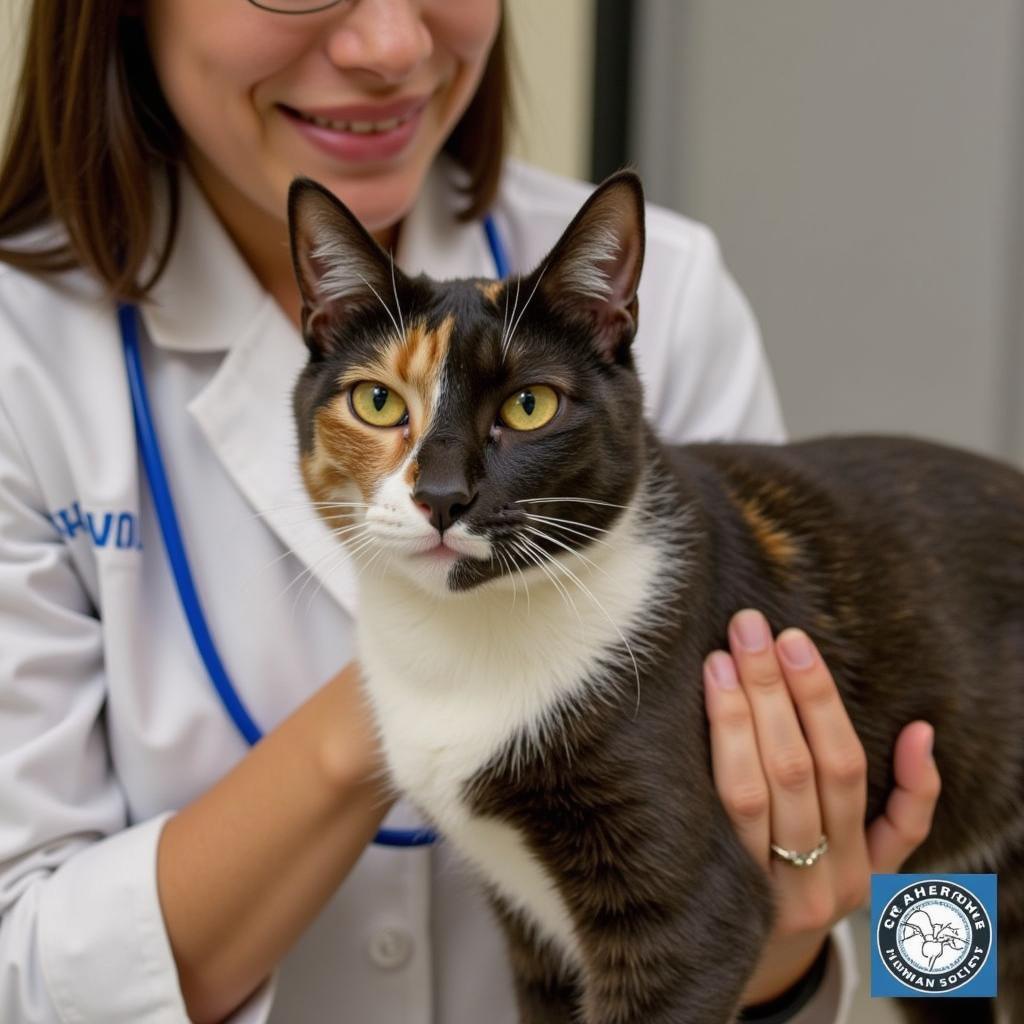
[703, 609, 942, 1008]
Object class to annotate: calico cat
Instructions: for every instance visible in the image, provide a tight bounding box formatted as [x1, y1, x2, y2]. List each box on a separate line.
[287, 171, 1024, 1024]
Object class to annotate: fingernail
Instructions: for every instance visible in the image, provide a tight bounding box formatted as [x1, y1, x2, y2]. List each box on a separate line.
[706, 652, 739, 690]
[777, 629, 816, 669]
[733, 610, 770, 652]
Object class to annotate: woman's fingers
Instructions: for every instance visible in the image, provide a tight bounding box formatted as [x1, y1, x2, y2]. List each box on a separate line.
[773, 627, 871, 909]
[727, 611, 824, 859]
[867, 720, 941, 872]
[773, 629, 869, 838]
[703, 651, 771, 869]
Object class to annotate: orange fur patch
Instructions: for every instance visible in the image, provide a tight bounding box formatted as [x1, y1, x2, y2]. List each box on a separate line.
[305, 315, 455, 506]
[476, 280, 504, 305]
[735, 495, 800, 567]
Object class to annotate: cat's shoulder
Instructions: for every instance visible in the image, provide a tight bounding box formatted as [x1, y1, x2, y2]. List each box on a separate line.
[498, 159, 719, 279]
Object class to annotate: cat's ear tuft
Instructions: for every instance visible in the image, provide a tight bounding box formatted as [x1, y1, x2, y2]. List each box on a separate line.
[288, 178, 398, 354]
[535, 171, 646, 363]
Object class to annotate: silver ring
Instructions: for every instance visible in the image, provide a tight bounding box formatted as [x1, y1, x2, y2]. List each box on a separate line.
[770, 834, 829, 868]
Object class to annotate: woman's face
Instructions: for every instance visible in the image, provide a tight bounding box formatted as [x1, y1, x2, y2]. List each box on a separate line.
[145, 0, 501, 239]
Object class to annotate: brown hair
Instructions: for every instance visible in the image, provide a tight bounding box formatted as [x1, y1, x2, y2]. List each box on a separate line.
[0, 2, 512, 302]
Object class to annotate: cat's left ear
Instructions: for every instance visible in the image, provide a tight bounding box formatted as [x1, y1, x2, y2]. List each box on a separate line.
[288, 177, 402, 354]
[532, 171, 645, 363]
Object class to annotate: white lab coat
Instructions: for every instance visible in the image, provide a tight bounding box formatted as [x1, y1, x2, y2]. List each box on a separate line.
[0, 157, 857, 1023]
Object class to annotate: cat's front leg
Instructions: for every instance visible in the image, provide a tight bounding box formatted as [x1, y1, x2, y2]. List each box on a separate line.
[492, 898, 583, 1023]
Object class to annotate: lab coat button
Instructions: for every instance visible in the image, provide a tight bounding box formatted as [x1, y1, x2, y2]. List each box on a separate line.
[367, 926, 414, 970]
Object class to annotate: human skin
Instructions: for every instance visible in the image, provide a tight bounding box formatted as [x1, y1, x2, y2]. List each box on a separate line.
[142, 2, 940, 1018]
[706, 612, 940, 1005]
[144, 0, 500, 319]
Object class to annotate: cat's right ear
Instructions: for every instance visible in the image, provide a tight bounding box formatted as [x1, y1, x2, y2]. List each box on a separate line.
[288, 178, 398, 355]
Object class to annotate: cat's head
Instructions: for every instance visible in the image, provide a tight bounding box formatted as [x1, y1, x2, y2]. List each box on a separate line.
[288, 172, 648, 597]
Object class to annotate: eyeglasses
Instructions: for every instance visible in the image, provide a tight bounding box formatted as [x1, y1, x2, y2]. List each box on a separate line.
[246, 0, 348, 13]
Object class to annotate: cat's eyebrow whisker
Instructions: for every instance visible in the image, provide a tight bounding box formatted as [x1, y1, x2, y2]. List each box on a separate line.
[357, 271, 404, 344]
[504, 262, 548, 358]
[389, 250, 406, 341]
[499, 277, 511, 359]
[500, 275, 522, 362]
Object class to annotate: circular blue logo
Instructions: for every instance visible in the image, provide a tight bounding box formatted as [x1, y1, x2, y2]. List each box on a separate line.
[876, 878, 992, 994]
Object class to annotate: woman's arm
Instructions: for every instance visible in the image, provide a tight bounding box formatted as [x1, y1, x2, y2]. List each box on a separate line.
[157, 660, 392, 1024]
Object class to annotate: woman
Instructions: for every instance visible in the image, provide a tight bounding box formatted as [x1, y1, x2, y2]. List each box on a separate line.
[0, 2, 940, 1021]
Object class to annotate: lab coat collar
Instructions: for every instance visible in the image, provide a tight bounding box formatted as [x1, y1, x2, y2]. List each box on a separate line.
[142, 157, 499, 354]
[143, 159, 500, 618]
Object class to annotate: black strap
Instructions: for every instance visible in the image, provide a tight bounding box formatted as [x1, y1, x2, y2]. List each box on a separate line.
[737, 938, 831, 1023]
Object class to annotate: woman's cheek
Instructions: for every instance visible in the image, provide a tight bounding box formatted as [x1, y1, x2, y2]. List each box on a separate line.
[427, 0, 502, 66]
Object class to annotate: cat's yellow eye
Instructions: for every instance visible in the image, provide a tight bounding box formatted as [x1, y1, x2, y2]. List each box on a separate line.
[499, 385, 559, 431]
[351, 381, 408, 428]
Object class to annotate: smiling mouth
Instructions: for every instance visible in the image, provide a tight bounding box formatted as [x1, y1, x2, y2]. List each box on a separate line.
[287, 106, 420, 135]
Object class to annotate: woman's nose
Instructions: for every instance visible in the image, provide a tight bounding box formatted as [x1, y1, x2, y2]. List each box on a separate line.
[325, 0, 434, 85]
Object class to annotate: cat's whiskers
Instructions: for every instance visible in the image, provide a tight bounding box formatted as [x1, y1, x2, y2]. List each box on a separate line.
[355, 539, 390, 581]
[520, 513, 614, 550]
[248, 500, 372, 523]
[317, 512, 368, 527]
[517, 532, 643, 715]
[496, 541, 532, 612]
[246, 519, 368, 587]
[493, 544, 523, 610]
[278, 538, 353, 613]
[521, 525, 609, 578]
[296, 544, 352, 613]
[343, 532, 382, 566]
[510, 538, 569, 619]
[521, 511, 613, 536]
[516, 535, 582, 627]
[516, 496, 662, 527]
[498, 547, 521, 609]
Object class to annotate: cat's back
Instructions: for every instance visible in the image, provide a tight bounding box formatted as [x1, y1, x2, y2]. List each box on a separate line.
[671, 433, 1024, 562]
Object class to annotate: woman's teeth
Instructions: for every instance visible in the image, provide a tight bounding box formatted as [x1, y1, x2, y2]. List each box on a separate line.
[295, 110, 412, 134]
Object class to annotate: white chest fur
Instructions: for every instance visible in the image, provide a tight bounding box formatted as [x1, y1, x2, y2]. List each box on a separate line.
[356, 507, 668, 961]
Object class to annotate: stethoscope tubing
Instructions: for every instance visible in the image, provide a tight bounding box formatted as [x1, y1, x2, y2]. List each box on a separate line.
[120, 214, 509, 848]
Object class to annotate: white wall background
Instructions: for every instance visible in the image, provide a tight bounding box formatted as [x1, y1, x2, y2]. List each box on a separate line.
[632, 0, 1024, 467]
[505, 0, 594, 180]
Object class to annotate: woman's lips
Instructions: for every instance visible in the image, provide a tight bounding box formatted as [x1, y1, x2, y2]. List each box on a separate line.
[280, 96, 430, 163]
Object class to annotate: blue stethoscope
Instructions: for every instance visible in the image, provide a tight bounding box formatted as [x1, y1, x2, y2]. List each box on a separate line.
[119, 215, 510, 848]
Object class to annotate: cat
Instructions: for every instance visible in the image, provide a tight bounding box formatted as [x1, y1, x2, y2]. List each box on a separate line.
[286, 171, 1024, 1024]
